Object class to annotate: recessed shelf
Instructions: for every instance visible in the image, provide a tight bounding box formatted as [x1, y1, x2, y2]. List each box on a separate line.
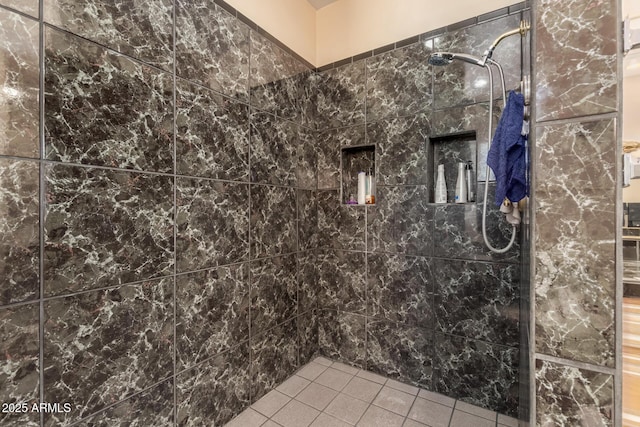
[430, 131, 477, 204]
[341, 144, 375, 206]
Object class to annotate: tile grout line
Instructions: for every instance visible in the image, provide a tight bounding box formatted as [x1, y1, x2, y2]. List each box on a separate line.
[172, 0, 178, 425]
[38, 0, 45, 424]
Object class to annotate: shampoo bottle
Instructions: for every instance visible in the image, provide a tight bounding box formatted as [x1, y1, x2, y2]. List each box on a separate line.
[435, 164, 447, 204]
[465, 161, 474, 202]
[455, 162, 467, 204]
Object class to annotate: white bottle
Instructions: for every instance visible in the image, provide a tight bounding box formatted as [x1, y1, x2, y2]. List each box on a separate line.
[435, 164, 447, 204]
[455, 162, 467, 203]
[357, 172, 366, 205]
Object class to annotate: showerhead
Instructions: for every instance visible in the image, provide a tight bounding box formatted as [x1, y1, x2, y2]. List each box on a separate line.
[428, 52, 485, 67]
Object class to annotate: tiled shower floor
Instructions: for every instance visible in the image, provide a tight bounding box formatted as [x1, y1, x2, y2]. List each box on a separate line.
[226, 357, 520, 427]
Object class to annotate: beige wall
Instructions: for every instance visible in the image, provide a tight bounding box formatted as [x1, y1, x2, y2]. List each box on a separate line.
[227, 0, 522, 66]
[225, 0, 317, 65]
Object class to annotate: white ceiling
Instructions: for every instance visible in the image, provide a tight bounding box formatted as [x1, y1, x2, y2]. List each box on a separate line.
[307, 0, 339, 10]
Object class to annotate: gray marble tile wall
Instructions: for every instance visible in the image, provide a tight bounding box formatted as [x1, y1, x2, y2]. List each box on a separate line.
[532, 0, 620, 425]
[314, 11, 526, 418]
[0, 1, 319, 426]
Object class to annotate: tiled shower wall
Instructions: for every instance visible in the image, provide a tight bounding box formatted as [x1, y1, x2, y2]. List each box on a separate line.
[312, 9, 527, 417]
[0, 0, 319, 425]
[532, 0, 620, 425]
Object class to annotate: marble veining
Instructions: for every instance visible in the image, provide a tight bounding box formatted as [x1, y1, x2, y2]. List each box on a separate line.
[317, 190, 365, 250]
[535, 0, 617, 121]
[366, 114, 430, 186]
[81, 379, 174, 427]
[366, 319, 433, 389]
[434, 333, 519, 417]
[366, 40, 433, 122]
[315, 61, 366, 129]
[0, 0, 38, 17]
[298, 251, 318, 314]
[0, 159, 39, 305]
[297, 309, 320, 366]
[0, 7, 39, 158]
[250, 184, 297, 258]
[44, 0, 174, 71]
[176, 264, 249, 370]
[45, 28, 174, 173]
[175, 80, 250, 181]
[176, 0, 249, 100]
[250, 111, 299, 186]
[177, 344, 251, 427]
[0, 304, 39, 427]
[297, 127, 318, 190]
[433, 259, 520, 347]
[317, 125, 366, 190]
[43, 278, 173, 425]
[316, 249, 366, 314]
[44, 165, 174, 296]
[250, 320, 299, 401]
[535, 119, 615, 367]
[367, 253, 433, 328]
[176, 178, 249, 272]
[298, 190, 318, 251]
[250, 31, 311, 124]
[250, 254, 298, 335]
[535, 359, 613, 427]
[367, 186, 433, 256]
[317, 310, 366, 368]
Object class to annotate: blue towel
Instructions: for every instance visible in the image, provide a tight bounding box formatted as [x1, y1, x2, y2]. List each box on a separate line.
[487, 90, 528, 206]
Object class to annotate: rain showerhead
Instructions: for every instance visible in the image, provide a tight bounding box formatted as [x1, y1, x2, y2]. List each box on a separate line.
[428, 52, 485, 67]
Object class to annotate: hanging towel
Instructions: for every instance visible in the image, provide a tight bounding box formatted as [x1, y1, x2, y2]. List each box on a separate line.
[487, 90, 528, 206]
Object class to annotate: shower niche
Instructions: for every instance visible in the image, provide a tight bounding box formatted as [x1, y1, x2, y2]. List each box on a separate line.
[341, 144, 376, 205]
[430, 131, 477, 204]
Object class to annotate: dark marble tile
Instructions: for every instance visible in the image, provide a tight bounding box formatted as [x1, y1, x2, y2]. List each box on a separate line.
[45, 28, 174, 173]
[44, 165, 174, 296]
[433, 259, 519, 347]
[250, 111, 299, 186]
[366, 40, 433, 121]
[176, 0, 249, 100]
[366, 319, 433, 389]
[317, 125, 366, 190]
[79, 379, 174, 427]
[250, 254, 298, 335]
[250, 184, 297, 258]
[298, 190, 318, 251]
[535, 0, 617, 121]
[535, 359, 613, 427]
[298, 309, 319, 366]
[44, 0, 173, 71]
[250, 320, 298, 401]
[432, 194, 520, 263]
[176, 178, 249, 272]
[316, 61, 366, 129]
[298, 251, 318, 314]
[317, 310, 366, 368]
[366, 113, 430, 186]
[0, 0, 38, 17]
[0, 159, 39, 305]
[0, 8, 39, 158]
[43, 278, 173, 425]
[430, 103, 502, 182]
[177, 344, 251, 427]
[367, 186, 433, 256]
[316, 249, 366, 314]
[0, 304, 39, 427]
[176, 264, 249, 370]
[317, 190, 365, 250]
[432, 14, 522, 109]
[434, 333, 519, 417]
[535, 120, 615, 367]
[176, 80, 250, 181]
[297, 126, 317, 190]
[367, 253, 433, 328]
[250, 31, 311, 123]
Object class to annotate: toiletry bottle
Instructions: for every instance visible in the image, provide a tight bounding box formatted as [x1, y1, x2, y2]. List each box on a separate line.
[357, 172, 366, 205]
[435, 164, 447, 204]
[465, 161, 474, 202]
[455, 162, 467, 203]
[365, 169, 375, 204]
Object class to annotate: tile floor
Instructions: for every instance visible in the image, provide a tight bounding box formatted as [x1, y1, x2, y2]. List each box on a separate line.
[226, 357, 521, 427]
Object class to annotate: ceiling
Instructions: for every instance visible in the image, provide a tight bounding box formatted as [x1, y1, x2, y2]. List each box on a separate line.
[307, 0, 339, 10]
